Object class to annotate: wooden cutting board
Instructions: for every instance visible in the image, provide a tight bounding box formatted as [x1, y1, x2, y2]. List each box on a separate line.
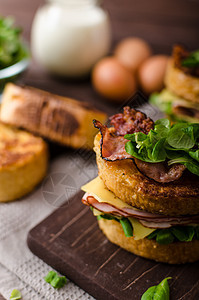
[27, 191, 199, 300]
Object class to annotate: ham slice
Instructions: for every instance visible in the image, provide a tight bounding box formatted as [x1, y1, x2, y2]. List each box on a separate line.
[82, 193, 199, 229]
[93, 107, 186, 183]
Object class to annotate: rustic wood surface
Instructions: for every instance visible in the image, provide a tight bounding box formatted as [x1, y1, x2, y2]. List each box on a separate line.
[28, 191, 199, 300]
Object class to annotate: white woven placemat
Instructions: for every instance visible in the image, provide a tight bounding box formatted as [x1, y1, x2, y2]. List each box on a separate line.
[0, 150, 96, 300]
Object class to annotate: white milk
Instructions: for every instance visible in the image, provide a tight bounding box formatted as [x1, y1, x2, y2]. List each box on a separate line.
[31, 0, 111, 77]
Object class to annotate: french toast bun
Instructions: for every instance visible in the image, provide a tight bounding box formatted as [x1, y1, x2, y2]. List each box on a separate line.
[98, 218, 199, 264]
[0, 83, 107, 150]
[165, 58, 199, 103]
[0, 122, 48, 202]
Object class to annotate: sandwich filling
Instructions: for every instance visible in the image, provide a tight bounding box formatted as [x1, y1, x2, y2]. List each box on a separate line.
[150, 89, 199, 123]
[94, 107, 199, 182]
[81, 177, 199, 244]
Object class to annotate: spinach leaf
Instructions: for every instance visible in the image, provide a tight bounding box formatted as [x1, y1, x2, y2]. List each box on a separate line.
[195, 227, 199, 240]
[155, 118, 170, 129]
[189, 150, 199, 162]
[147, 225, 199, 244]
[184, 159, 199, 176]
[149, 92, 173, 115]
[147, 230, 159, 240]
[141, 277, 171, 300]
[171, 226, 195, 242]
[0, 16, 28, 69]
[181, 50, 199, 68]
[154, 124, 170, 138]
[125, 117, 199, 177]
[167, 123, 195, 149]
[152, 138, 167, 161]
[10, 289, 22, 300]
[156, 229, 174, 245]
[44, 271, 67, 289]
[120, 218, 133, 237]
[125, 141, 152, 162]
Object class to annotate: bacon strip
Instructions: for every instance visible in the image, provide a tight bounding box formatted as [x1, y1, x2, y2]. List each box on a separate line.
[93, 107, 186, 183]
[82, 193, 199, 229]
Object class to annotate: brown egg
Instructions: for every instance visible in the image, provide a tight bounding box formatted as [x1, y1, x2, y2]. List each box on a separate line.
[92, 57, 137, 103]
[114, 37, 152, 73]
[138, 55, 170, 94]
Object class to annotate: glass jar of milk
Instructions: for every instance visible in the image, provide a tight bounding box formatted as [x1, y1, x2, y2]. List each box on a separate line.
[31, 0, 111, 78]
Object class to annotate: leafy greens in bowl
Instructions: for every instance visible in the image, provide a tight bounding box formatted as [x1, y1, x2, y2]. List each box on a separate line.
[0, 16, 29, 90]
[125, 118, 199, 177]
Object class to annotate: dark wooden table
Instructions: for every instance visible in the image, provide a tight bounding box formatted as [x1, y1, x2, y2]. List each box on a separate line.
[1, 1, 199, 299]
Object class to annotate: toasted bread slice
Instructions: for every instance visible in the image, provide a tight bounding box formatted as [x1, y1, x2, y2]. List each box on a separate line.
[165, 59, 199, 103]
[98, 218, 199, 264]
[0, 122, 48, 202]
[0, 83, 107, 150]
[94, 132, 199, 216]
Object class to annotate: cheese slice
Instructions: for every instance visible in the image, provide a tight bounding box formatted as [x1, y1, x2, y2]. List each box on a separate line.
[82, 176, 133, 210]
[128, 218, 155, 240]
[81, 177, 155, 240]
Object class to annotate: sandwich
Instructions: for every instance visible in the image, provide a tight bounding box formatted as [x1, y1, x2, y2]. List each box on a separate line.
[150, 45, 199, 122]
[81, 106, 199, 264]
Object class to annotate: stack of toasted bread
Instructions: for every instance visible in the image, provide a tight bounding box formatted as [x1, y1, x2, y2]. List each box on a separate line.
[0, 83, 107, 202]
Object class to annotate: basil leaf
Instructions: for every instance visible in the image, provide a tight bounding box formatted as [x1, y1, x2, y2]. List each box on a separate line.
[156, 229, 174, 245]
[141, 277, 171, 300]
[141, 286, 157, 300]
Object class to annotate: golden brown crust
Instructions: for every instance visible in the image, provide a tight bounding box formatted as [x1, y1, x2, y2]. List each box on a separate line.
[0, 83, 107, 150]
[165, 58, 199, 103]
[94, 133, 199, 216]
[98, 218, 199, 264]
[0, 122, 48, 202]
